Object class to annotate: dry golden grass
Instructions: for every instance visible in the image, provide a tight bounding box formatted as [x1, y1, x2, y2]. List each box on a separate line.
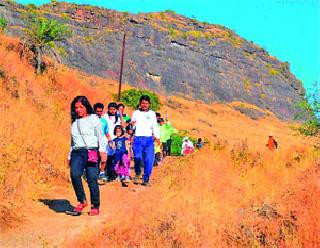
[0, 35, 123, 227]
[0, 34, 319, 246]
[72, 145, 319, 247]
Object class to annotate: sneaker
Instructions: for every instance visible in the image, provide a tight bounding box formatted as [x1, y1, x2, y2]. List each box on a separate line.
[99, 172, 107, 181]
[89, 208, 100, 216]
[125, 176, 131, 183]
[74, 202, 88, 213]
[141, 181, 150, 187]
[133, 175, 141, 185]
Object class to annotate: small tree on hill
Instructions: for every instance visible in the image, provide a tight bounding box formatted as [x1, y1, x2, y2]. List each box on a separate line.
[23, 11, 71, 74]
[115, 89, 162, 111]
[295, 81, 320, 136]
[0, 17, 7, 32]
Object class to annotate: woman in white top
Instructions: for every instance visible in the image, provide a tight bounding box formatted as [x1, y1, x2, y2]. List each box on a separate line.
[68, 96, 107, 216]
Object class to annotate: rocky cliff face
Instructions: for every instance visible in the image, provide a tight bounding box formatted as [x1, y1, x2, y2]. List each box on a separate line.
[0, 1, 305, 119]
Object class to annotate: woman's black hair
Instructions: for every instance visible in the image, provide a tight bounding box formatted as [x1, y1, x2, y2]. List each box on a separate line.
[114, 125, 124, 136]
[71, 96, 94, 123]
[139, 95, 151, 104]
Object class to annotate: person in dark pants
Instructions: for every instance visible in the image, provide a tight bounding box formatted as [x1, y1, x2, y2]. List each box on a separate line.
[68, 96, 107, 216]
[93, 102, 110, 181]
[103, 102, 121, 182]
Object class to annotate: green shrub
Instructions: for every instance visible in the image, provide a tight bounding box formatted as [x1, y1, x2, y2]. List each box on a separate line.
[115, 89, 161, 111]
[297, 119, 319, 136]
[170, 133, 183, 156]
[22, 11, 71, 74]
[295, 84, 320, 136]
[0, 17, 7, 32]
[170, 130, 197, 156]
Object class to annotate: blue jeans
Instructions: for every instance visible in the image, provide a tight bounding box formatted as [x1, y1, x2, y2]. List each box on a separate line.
[133, 136, 154, 182]
[70, 149, 100, 208]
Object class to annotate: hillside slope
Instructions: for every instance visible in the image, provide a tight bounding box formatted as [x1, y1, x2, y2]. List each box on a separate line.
[0, 0, 305, 120]
[0, 34, 319, 247]
[0, 36, 320, 247]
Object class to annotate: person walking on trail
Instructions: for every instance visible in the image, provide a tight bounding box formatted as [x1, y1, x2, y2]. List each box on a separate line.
[103, 102, 121, 182]
[110, 125, 131, 187]
[266, 134, 278, 151]
[93, 102, 110, 181]
[158, 117, 169, 158]
[181, 137, 194, 155]
[195, 138, 204, 149]
[131, 95, 160, 186]
[161, 114, 176, 157]
[68, 96, 107, 216]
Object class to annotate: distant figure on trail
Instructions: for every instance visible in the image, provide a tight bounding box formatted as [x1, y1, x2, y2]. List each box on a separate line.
[131, 95, 160, 186]
[195, 138, 204, 149]
[93, 102, 110, 181]
[181, 137, 194, 155]
[266, 134, 278, 151]
[68, 96, 107, 216]
[158, 118, 167, 158]
[111, 125, 131, 187]
[161, 112, 176, 157]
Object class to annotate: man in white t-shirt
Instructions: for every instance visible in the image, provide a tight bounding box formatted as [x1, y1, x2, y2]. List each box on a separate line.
[131, 95, 160, 186]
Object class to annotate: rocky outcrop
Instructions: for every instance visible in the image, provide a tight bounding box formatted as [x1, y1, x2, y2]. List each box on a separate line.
[0, 1, 305, 119]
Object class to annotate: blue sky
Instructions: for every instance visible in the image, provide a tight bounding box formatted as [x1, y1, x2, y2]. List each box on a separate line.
[16, 0, 320, 94]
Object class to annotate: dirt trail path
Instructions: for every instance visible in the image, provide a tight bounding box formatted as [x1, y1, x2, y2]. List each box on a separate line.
[0, 158, 177, 247]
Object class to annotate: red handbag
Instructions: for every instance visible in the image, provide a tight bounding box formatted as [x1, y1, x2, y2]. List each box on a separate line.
[77, 119, 99, 163]
[87, 149, 99, 163]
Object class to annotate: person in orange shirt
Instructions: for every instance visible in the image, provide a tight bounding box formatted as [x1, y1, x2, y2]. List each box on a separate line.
[266, 134, 278, 151]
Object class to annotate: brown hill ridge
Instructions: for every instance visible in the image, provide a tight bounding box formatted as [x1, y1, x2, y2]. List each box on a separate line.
[0, 0, 305, 120]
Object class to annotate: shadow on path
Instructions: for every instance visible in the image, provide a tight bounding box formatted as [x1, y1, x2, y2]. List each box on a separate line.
[39, 199, 74, 213]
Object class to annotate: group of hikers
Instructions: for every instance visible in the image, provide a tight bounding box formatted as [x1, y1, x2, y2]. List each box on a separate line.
[67, 94, 277, 216]
[67, 95, 187, 216]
